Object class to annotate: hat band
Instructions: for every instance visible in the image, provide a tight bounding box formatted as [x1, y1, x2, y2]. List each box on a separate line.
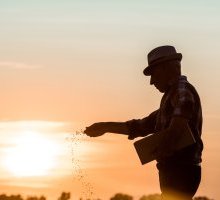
[149, 53, 182, 66]
[149, 56, 167, 65]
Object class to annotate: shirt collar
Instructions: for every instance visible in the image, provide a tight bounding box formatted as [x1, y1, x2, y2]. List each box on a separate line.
[166, 75, 187, 92]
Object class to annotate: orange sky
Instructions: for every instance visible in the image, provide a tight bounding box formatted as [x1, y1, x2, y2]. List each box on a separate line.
[0, 1, 220, 200]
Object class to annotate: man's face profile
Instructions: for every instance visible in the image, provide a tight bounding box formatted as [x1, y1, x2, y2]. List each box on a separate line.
[149, 63, 170, 93]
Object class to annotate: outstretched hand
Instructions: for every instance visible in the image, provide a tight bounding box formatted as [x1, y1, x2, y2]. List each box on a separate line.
[84, 122, 107, 137]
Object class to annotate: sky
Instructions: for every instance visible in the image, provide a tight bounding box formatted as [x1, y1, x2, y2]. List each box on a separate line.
[0, 0, 220, 200]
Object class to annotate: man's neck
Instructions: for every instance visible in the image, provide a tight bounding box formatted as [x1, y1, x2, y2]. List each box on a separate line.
[168, 74, 182, 86]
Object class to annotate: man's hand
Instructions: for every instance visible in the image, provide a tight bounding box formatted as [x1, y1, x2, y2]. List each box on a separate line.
[84, 122, 107, 137]
[155, 117, 195, 159]
[155, 130, 177, 159]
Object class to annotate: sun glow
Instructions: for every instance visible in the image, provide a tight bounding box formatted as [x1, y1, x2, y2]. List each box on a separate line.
[4, 131, 60, 177]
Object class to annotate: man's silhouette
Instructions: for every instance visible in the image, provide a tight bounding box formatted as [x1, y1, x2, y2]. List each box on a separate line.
[84, 46, 203, 200]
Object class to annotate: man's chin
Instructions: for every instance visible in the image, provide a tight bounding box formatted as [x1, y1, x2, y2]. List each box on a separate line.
[153, 84, 165, 93]
[156, 87, 165, 93]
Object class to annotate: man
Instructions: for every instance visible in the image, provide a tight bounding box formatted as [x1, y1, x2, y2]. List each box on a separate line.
[84, 45, 203, 200]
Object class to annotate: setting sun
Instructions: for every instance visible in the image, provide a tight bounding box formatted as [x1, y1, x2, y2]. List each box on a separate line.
[4, 131, 60, 177]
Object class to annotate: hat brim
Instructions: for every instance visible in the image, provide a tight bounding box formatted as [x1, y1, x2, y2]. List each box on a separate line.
[143, 53, 182, 76]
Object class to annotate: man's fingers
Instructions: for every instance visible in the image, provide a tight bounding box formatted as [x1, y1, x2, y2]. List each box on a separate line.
[84, 128, 103, 137]
[84, 122, 106, 137]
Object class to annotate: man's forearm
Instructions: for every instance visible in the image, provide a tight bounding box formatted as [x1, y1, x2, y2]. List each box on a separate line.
[103, 122, 130, 135]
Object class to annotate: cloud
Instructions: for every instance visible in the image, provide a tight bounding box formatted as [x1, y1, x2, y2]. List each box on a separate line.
[0, 61, 43, 69]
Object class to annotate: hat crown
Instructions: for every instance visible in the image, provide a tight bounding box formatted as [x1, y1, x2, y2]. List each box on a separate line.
[148, 45, 178, 65]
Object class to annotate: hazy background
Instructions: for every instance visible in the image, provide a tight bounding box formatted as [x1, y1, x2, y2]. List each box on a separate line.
[0, 0, 219, 200]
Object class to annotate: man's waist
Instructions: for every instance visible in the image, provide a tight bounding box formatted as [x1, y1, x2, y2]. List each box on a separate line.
[157, 161, 201, 166]
[156, 161, 201, 171]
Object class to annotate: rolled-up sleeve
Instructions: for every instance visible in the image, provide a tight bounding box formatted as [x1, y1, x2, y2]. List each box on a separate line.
[171, 86, 195, 119]
[126, 110, 159, 140]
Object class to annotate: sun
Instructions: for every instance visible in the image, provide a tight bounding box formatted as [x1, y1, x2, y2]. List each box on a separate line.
[4, 130, 60, 177]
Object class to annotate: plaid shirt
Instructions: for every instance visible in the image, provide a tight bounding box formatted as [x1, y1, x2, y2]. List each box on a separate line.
[126, 75, 203, 164]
